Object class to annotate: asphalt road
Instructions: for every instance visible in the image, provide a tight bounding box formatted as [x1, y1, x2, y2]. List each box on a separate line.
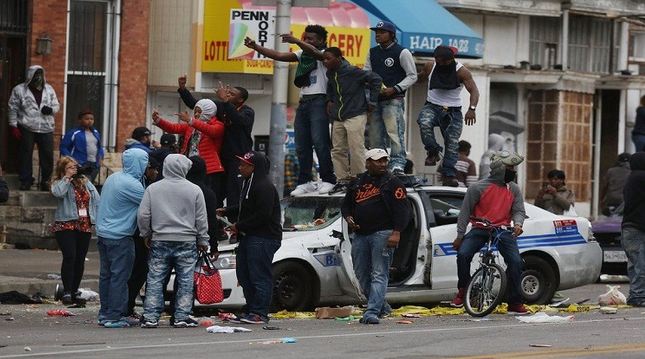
[1, 283, 643, 359]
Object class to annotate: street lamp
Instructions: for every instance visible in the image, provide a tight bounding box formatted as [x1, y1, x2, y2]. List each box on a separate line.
[36, 34, 52, 55]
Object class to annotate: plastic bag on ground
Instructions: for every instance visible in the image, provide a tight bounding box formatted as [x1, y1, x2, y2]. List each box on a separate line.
[77, 288, 99, 301]
[206, 325, 252, 333]
[598, 285, 627, 306]
[516, 312, 573, 323]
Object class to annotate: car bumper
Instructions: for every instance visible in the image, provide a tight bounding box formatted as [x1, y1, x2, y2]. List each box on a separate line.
[557, 241, 602, 290]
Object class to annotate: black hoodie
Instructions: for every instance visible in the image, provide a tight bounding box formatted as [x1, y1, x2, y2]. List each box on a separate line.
[187, 156, 219, 250]
[622, 152, 645, 232]
[224, 152, 282, 241]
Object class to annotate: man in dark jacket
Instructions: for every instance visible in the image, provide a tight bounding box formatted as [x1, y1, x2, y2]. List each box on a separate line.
[341, 148, 410, 324]
[323, 47, 382, 184]
[601, 153, 630, 215]
[217, 151, 281, 324]
[187, 156, 219, 258]
[149, 134, 178, 181]
[124, 127, 153, 154]
[621, 152, 645, 307]
[177, 75, 254, 207]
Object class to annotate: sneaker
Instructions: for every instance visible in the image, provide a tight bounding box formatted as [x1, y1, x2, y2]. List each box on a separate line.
[103, 320, 130, 328]
[290, 181, 318, 196]
[359, 316, 380, 324]
[442, 176, 459, 187]
[224, 313, 245, 324]
[97, 319, 108, 326]
[328, 182, 348, 195]
[240, 313, 267, 324]
[128, 311, 143, 321]
[507, 303, 529, 315]
[450, 288, 465, 308]
[140, 320, 159, 328]
[61, 292, 73, 305]
[378, 311, 391, 319]
[425, 151, 441, 166]
[318, 181, 335, 194]
[173, 317, 199, 328]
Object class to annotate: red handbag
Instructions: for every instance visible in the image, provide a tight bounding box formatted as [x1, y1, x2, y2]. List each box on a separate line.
[194, 252, 224, 304]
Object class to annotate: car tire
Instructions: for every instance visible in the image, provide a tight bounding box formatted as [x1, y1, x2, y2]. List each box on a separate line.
[521, 256, 558, 304]
[272, 261, 313, 311]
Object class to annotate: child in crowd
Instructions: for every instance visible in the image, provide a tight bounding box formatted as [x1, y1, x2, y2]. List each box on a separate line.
[59, 110, 104, 182]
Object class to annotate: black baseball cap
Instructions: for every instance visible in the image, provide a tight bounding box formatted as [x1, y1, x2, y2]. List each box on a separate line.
[160, 133, 176, 146]
[132, 127, 151, 141]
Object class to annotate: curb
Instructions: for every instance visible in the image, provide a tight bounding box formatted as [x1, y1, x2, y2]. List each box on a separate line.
[0, 276, 99, 297]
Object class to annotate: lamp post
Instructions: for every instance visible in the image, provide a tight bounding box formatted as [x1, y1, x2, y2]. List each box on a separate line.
[36, 34, 52, 55]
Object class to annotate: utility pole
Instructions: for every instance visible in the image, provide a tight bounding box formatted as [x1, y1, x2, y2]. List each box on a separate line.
[268, 0, 292, 197]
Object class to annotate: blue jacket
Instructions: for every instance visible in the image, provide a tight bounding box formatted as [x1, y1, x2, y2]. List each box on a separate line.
[60, 127, 104, 167]
[51, 179, 100, 223]
[96, 148, 148, 240]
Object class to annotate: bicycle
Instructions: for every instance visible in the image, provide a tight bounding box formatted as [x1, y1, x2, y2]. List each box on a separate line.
[464, 218, 510, 317]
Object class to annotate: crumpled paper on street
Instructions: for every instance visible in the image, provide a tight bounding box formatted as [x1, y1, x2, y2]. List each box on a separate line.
[206, 325, 252, 333]
[516, 312, 574, 323]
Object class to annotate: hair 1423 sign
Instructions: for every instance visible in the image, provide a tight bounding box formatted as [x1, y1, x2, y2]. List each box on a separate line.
[228, 9, 276, 60]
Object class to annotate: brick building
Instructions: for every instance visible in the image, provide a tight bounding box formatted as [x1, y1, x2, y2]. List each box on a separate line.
[0, 0, 150, 174]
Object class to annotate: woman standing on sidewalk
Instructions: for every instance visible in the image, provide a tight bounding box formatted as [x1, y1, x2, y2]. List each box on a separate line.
[50, 156, 100, 304]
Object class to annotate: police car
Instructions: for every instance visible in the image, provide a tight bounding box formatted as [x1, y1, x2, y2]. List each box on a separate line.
[205, 185, 602, 310]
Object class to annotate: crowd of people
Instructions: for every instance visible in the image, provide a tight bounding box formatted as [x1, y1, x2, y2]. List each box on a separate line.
[3, 20, 645, 329]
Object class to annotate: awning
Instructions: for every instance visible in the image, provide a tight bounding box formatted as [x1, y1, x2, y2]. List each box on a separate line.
[350, 0, 484, 58]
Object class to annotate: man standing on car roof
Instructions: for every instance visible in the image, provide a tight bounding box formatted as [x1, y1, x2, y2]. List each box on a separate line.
[341, 148, 410, 324]
[451, 150, 528, 315]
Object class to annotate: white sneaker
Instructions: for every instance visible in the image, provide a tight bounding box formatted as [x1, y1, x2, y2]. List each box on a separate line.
[318, 181, 335, 194]
[290, 181, 318, 196]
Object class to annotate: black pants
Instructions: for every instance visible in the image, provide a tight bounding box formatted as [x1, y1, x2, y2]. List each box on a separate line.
[222, 157, 241, 207]
[205, 172, 226, 208]
[55, 230, 91, 294]
[127, 235, 149, 315]
[18, 126, 53, 186]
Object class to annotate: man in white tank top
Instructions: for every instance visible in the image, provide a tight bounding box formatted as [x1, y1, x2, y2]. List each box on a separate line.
[416, 46, 479, 187]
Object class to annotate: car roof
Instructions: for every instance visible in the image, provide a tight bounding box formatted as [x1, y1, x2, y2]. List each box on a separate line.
[288, 185, 468, 198]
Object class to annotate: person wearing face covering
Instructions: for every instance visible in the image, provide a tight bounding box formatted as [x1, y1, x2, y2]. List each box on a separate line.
[8, 65, 60, 191]
[137, 154, 209, 328]
[450, 151, 528, 315]
[152, 99, 225, 205]
[416, 46, 480, 187]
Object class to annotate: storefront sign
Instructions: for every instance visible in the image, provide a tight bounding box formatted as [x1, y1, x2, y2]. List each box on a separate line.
[228, 9, 276, 60]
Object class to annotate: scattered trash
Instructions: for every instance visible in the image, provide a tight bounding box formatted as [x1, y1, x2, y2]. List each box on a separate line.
[47, 309, 76, 317]
[392, 305, 465, 317]
[315, 306, 354, 319]
[334, 315, 357, 321]
[516, 312, 573, 323]
[550, 298, 570, 308]
[600, 306, 618, 314]
[271, 310, 316, 319]
[598, 285, 627, 306]
[401, 313, 421, 318]
[206, 325, 252, 334]
[262, 325, 280, 330]
[77, 288, 99, 301]
[199, 319, 214, 327]
[5, 317, 14, 321]
[396, 320, 414, 324]
[529, 344, 553, 348]
[281, 337, 297, 344]
[24, 347, 31, 352]
[218, 312, 237, 321]
[259, 340, 281, 345]
[47, 273, 61, 280]
[599, 274, 629, 283]
[0, 291, 43, 304]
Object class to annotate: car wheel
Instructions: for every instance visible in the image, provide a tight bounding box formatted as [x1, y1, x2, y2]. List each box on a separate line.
[272, 261, 313, 311]
[521, 256, 557, 304]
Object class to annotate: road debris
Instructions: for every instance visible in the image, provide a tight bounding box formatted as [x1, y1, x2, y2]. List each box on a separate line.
[529, 344, 553, 348]
[46, 309, 76, 317]
[206, 325, 252, 334]
[516, 312, 573, 323]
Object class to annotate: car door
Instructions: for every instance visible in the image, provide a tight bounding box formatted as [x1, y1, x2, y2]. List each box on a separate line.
[335, 219, 365, 300]
[418, 190, 466, 290]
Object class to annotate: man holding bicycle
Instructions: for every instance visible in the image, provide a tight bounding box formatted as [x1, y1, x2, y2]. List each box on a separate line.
[451, 151, 529, 315]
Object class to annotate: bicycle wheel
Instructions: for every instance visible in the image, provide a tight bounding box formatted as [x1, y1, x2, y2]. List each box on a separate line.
[464, 263, 507, 317]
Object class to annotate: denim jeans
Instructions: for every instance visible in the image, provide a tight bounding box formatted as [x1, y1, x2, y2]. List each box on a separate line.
[367, 98, 407, 171]
[621, 227, 645, 305]
[295, 96, 336, 184]
[98, 236, 135, 322]
[351, 230, 393, 320]
[143, 241, 198, 322]
[18, 125, 53, 186]
[456, 229, 524, 304]
[416, 102, 463, 177]
[632, 133, 645, 152]
[236, 236, 281, 319]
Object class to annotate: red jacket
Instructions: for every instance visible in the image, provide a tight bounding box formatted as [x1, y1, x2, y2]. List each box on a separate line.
[154, 117, 225, 174]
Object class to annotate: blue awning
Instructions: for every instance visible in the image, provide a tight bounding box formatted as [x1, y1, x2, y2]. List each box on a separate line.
[350, 0, 484, 58]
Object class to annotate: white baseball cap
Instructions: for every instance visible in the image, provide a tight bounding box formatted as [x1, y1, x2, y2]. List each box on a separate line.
[365, 148, 389, 161]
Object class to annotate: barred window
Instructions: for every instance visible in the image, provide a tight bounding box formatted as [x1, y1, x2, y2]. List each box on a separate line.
[529, 17, 560, 69]
[568, 15, 616, 73]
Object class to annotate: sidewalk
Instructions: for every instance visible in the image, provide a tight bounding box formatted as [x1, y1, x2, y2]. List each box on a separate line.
[0, 248, 100, 297]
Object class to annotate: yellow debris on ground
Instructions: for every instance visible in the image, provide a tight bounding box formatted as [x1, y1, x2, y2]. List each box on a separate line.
[271, 310, 316, 319]
[391, 305, 464, 316]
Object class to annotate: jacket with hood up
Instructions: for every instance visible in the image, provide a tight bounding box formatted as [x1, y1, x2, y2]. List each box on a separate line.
[456, 160, 526, 238]
[154, 99, 225, 174]
[8, 65, 60, 133]
[137, 154, 209, 246]
[602, 160, 630, 208]
[622, 152, 645, 232]
[186, 156, 219, 249]
[124, 139, 152, 154]
[96, 148, 148, 240]
[326, 59, 382, 121]
[224, 152, 282, 241]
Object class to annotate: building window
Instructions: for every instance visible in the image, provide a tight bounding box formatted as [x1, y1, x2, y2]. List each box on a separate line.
[529, 17, 560, 69]
[568, 15, 615, 73]
[628, 30, 645, 75]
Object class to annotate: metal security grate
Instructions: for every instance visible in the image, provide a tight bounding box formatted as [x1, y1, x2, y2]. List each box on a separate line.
[0, 0, 28, 35]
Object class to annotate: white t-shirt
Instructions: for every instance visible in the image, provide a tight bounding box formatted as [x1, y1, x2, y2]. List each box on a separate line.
[295, 50, 327, 96]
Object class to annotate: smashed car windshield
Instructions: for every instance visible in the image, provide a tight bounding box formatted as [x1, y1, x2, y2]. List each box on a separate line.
[282, 196, 343, 231]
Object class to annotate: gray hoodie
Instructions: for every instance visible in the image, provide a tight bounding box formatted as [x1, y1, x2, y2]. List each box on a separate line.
[137, 154, 209, 245]
[8, 65, 60, 133]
